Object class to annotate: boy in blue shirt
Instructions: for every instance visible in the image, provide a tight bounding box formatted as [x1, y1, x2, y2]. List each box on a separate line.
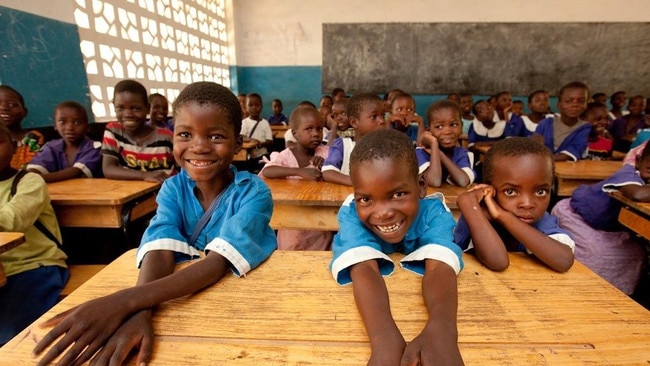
[330, 128, 464, 365]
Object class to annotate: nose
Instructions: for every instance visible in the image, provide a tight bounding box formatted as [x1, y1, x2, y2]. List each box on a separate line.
[372, 201, 394, 220]
[190, 136, 210, 153]
[518, 194, 535, 210]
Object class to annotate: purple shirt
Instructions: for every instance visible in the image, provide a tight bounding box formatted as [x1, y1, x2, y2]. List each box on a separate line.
[415, 146, 476, 185]
[27, 137, 103, 178]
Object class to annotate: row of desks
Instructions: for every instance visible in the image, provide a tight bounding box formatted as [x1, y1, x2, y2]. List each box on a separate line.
[1, 249, 649, 364]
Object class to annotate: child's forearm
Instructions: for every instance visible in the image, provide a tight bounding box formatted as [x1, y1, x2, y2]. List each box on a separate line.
[322, 170, 352, 186]
[619, 185, 650, 202]
[426, 149, 443, 187]
[261, 166, 301, 179]
[457, 195, 508, 271]
[40, 167, 85, 183]
[439, 153, 470, 187]
[496, 212, 574, 272]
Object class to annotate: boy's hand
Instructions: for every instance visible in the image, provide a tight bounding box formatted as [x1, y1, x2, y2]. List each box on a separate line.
[483, 186, 506, 220]
[368, 331, 406, 366]
[87, 310, 154, 366]
[420, 131, 437, 152]
[390, 114, 409, 130]
[327, 113, 338, 131]
[402, 326, 463, 366]
[411, 114, 424, 127]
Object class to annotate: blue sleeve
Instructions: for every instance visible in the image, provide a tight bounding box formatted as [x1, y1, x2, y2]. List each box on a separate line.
[467, 123, 477, 145]
[73, 139, 103, 178]
[322, 138, 344, 172]
[415, 147, 431, 174]
[505, 114, 524, 137]
[27, 142, 59, 172]
[533, 118, 554, 151]
[557, 123, 590, 161]
[329, 196, 394, 285]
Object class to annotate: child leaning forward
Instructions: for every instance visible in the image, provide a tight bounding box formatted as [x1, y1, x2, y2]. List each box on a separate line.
[33, 82, 277, 365]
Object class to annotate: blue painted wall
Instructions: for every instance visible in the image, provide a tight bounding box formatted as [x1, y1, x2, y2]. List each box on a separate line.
[0, 6, 91, 128]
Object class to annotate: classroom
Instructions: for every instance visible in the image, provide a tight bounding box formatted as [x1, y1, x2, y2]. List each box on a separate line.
[1, 0, 650, 365]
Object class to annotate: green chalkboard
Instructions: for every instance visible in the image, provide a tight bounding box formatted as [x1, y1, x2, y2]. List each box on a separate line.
[323, 23, 650, 97]
[0, 6, 91, 128]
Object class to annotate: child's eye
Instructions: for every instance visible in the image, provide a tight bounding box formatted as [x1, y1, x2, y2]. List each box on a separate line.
[177, 132, 191, 139]
[450, 122, 460, 128]
[74, 120, 84, 126]
[356, 197, 371, 205]
[392, 192, 406, 199]
[209, 134, 225, 142]
[503, 189, 517, 196]
[535, 189, 549, 197]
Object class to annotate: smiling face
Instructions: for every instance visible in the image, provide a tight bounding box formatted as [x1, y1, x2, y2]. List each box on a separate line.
[331, 101, 349, 130]
[428, 107, 462, 150]
[0, 87, 27, 129]
[529, 92, 550, 114]
[173, 101, 241, 186]
[54, 106, 88, 146]
[489, 154, 553, 225]
[557, 87, 588, 120]
[246, 95, 262, 120]
[351, 158, 426, 243]
[585, 105, 610, 135]
[114, 91, 149, 133]
[149, 95, 169, 126]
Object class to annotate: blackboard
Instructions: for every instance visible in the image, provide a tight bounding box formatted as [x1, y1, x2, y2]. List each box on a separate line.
[0, 6, 91, 128]
[323, 23, 650, 97]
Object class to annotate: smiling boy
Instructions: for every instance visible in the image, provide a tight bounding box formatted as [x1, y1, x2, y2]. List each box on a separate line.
[329, 128, 464, 365]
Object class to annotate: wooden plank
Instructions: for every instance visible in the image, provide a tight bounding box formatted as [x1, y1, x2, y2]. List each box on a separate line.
[619, 207, 650, 240]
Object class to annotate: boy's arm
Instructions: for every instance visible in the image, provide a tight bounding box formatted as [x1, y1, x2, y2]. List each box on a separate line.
[402, 259, 464, 366]
[456, 186, 509, 271]
[439, 152, 471, 187]
[618, 184, 650, 202]
[34, 250, 231, 365]
[32, 167, 85, 183]
[349, 260, 406, 365]
[102, 155, 168, 183]
[322, 170, 352, 186]
[262, 165, 322, 180]
[423, 135, 443, 187]
[484, 194, 574, 272]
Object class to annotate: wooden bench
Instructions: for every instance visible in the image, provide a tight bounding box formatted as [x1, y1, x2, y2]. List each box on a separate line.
[60, 264, 106, 298]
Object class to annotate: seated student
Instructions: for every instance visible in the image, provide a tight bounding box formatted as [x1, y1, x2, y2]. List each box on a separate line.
[241, 93, 273, 173]
[330, 128, 464, 365]
[319, 95, 333, 109]
[0, 85, 45, 169]
[260, 107, 332, 250]
[0, 122, 68, 346]
[33, 82, 277, 365]
[331, 87, 346, 103]
[417, 100, 475, 187]
[447, 92, 460, 105]
[455, 137, 575, 272]
[592, 92, 608, 106]
[630, 114, 650, 150]
[326, 98, 354, 141]
[388, 92, 424, 144]
[283, 101, 328, 149]
[382, 88, 405, 122]
[267, 98, 288, 125]
[102, 79, 175, 183]
[582, 102, 614, 160]
[322, 93, 386, 186]
[609, 95, 646, 153]
[608, 90, 628, 121]
[27, 101, 103, 182]
[493, 91, 512, 123]
[237, 93, 249, 119]
[510, 100, 524, 117]
[532, 81, 591, 162]
[459, 93, 476, 135]
[147, 93, 173, 131]
[467, 99, 507, 148]
[551, 142, 650, 295]
[506, 90, 553, 137]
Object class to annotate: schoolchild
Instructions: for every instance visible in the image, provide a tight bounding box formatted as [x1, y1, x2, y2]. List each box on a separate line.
[493, 91, 512, 122]
[330, 128, 464, 365]
[459, 93, 475, 135]
[417, 100, 475, 187]
[609, 95, 646, 152]
[319, 95, 334, 109]
[33, 81, 277, 365]
[608, 91, 628, 121]
[326, 98, 354, 140]
[102, 79, 175, 182]
[455, 137, 575, 272]
[147, 93, 174, 131]
[506, 90, 553, 137]
[0, 85, 45, 169]
[467, 100, 506, 148]
[27, 101, 102, 182]
[240, 93, 273, 173]
[388, 92, 424, 143]
[268, 98, 289, 125]
[582, 102, 613, 160]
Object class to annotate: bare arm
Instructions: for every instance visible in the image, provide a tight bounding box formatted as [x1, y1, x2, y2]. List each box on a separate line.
[439, 152, 471, 187]
[322, 170, 352, 186]
[422, 133, 443, 187]
[28, 167, 85, 183]
[619, 184, 650, 202]
[262, 166, 322, 181]
[349, 260, 405, 365]
[401, 259, 464, 366]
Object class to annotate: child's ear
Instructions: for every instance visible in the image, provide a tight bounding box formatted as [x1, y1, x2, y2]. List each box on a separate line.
[291, 128, 298, 139]
[234, 134, 243, 155]
[349, 117, 359, 129]
[417, 174, 427, 198]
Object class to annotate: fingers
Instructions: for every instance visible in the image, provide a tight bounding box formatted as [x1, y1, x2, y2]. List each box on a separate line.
[38, 307, 78, 328]
[135, 335, 154, 366]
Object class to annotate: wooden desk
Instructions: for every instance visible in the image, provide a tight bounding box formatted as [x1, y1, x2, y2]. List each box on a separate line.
[0, 232, 26, 286]
[2, 250, 649, 365]
[233, 141, 257, 162]
[610, 191, 650, 240]
[554, 160, 621, 197]
[270, 125, 289, 139]
[265, 179, 467, 230]
[47, 178, 160, 229]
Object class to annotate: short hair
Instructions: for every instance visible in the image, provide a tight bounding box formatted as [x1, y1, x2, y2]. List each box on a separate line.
[610, 90, 626, 104]
[346, 93, 381, 120]
[350, 128, 418, 179]
[495, 91, 511, 99]
[390, 92, 415, 109]
[528, 89, 548, 103]
[512, 100, 524, 106]
[54, 101, 88, 123]
[320, 95, 333, 103]
[592, 92, 606, 100]
[482, 137, 553, 184]
[472, 99, 488, 115]
[246, 93, 262, 103]
[332, 87, 345, 97]
[558, 81, 589, 100]
[148, 93, 168, 104]
[427, 99, 462, 121]
[0, 85, 25, 108]
[272, 98, 283, 107]
[289, 106, 321, 131]
[172, 81, 242, 136]
[113, 79, 149, 106]
[297, 100, 317, 109]
[582, 101, 608, 118]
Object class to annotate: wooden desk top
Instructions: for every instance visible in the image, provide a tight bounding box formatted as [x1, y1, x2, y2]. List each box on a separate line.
[2, 250, 649, 365]
[610, 191, 650, 217]
[0, 232, 26, 254]
[47, 179, 160, 206]
[554, 160, 621, 180]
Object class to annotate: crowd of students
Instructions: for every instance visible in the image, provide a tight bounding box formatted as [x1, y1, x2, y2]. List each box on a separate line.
[0, 79, 649, 365]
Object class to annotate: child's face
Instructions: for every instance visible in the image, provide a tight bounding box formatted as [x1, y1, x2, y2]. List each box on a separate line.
[173, 102, 241, 184]
[557, 88, 588, 119]
[529, 93, 549, 114]
[0, 88, 27, 129]
[150, 95, 169, 125]
[496, 94, 512, 110]
[331, 102, 349, 130]
[246, 96, 262, 119]
[351, 100, 386, 140]
[272, 101, 283, 115]
[292, 111, 324, 150]
[114, 91, 149, 132]
[351, 158, 426, 244]
[635, 155, 650, 184]
[447, 94, 460, 104]
[475, 101, 493, 123]
[0, 130, 14, 173]
[318, 105, 332, 124]
[585, 106, 610, 135]
[511, 102, 523, 116]
[238, 95, 247, 114]
[54, 106, 88, 145]
[319, 97, 333, 109]
[593, 94, 607, 105]
[627, 97, 645, 116]
[391, 96, 416, 121]
[428, 107, 462, 149]
[612, 93, 627, 108]
[333, 91, 346, 102]
[490, 154, 553, 225]
[459, 95, 473, 115]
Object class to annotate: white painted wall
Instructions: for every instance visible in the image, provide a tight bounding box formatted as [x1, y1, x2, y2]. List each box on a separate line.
[0, 0, 75, 23]
[231, 0, 650, 66]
